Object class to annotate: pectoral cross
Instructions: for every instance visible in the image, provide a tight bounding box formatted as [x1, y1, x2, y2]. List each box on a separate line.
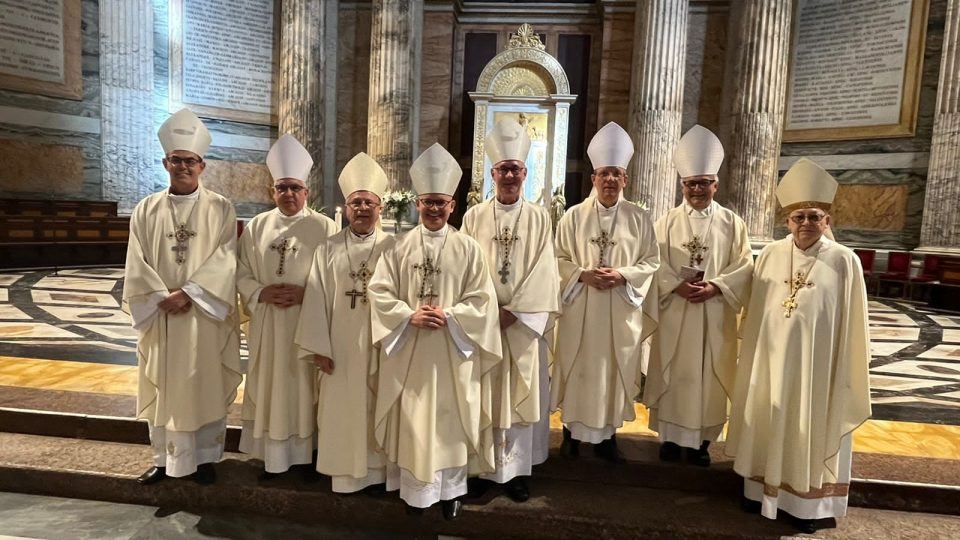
[345, 261, 374, 309]
[270, 237, 298, 276]
[681, 235, 708, 267]
[590, 230, 617, 268]
[413, 256, 441, 303]
[782, 271, 813, 318]
[493, 226, 519, 284]
[167, 223, 196, 265]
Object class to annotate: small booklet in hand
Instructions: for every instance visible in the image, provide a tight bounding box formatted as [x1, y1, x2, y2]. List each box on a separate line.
[680, 265, 705, 283]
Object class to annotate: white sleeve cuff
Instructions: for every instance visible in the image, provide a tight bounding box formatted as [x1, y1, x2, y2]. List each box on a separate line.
[182, 281, 230, 322]
[383, 318, 412, 357]
[129, 292, 166, 331]
[562, 269, 584, 305]
[443, 311, 476, 359]
[511, 311, 549, 336]
[615, 282, 644, 309]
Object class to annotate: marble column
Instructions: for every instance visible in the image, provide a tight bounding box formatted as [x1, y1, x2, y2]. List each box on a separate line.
[277, 0, 334, 204]
[919, 0, 960, 254]
[627, 0, 689, 219]
[719, 0, 792, 243]
[367, 0, 423, 191]
[99, 0, 154, 213]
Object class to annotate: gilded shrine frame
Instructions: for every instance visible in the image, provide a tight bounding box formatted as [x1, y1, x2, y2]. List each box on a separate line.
[468, 25, 577, 208]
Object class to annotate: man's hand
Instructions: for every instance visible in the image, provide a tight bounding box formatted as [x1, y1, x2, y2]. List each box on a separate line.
[313, 354, 335, 375]
[158, 289, 192, 314]
[411, 305, 447, 329]
[259, 284, 305, 308]
[580, 268, 625, 290]
[673, 281, 703, 299]
[499, 308, 518, 329]
[687, 281, 720, 304]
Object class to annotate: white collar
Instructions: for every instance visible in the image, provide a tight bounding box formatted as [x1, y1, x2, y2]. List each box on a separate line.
[348, 227, 376, 241]
[683, 200, 716, 217]
[276, 207, 307, 220]
[494, 197, 522, 211]
[168, 186, 200, 200]
[595, 198, 620, 213]
[790, 235, 830, 255]
[422, 223, 449, 237]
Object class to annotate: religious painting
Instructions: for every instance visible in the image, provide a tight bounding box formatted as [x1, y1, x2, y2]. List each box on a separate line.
[0, 0, 82, 100]
[481, 109, 551, 203]
[783, 0, 928, 141]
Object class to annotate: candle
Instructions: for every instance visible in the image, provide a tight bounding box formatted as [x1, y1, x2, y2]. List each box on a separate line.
[335, 206, 343, 230]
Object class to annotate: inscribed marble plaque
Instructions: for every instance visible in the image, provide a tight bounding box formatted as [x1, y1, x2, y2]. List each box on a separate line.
[784, 0, 927, 141]
[0, 0, 81, 99]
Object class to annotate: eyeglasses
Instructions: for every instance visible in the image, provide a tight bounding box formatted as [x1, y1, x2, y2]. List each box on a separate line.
[594, 169, 626, 180]
[789, 213, 825, 224]
[274, 184, 306, 194]
[167, 156, 202, 168]
[682, 180, 716, 190]
[346, 200, 380, 210]
[418, 198, 452, 210]
[494, 166, 526, 176]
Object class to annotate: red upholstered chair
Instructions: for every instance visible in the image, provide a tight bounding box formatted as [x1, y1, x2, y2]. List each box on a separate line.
[877, 251, 912, 298]
[853, 249, 877, 295]
[909, 254, 941, 301]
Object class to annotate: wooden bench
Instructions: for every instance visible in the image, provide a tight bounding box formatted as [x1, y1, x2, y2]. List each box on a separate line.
[0, 199, 119, 218]
[0, 216, 130, 270]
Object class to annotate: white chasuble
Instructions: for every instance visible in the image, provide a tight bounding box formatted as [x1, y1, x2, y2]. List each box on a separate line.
[368, 224, 502, 505]
[122, 186, 242, 474]
[644, 202, 752, 447]
[236, 207, 337, 472]
[461, 198, 560, 482]
[726, 237, 871, 520]
[295, 227, 396, 492]
[551, 197, 660, 442]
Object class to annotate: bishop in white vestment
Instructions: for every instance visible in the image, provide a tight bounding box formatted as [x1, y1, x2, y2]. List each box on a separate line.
[368, 143, 502, 520]
[295, 152, 396, 494]
[461, 119, 560, 502]
[726, 158, 871, 534]
[644, 125, 752, 466]
[123, 109, 242, 485]
[551, 122, 660, 462]
[237, 134, 338, 477]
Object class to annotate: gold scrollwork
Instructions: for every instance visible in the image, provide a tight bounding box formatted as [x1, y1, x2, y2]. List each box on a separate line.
[508, 23, 546, 51]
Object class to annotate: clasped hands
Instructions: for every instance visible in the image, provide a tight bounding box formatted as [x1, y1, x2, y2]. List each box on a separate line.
[313, 354, 335, 374]
[579, 267, 626, 290]
[258, 283, 305, 308]
[411, 304, 447, 329]
[674, 280, 720, 304]
[158, 288, 192, 314]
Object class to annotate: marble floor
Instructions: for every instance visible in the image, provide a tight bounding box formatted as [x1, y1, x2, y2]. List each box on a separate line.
[1, 269, 959, 461]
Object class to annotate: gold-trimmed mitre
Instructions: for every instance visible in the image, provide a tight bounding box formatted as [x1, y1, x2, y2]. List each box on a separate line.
[339, 152, 388, 199]
[776, 158, 838, 212]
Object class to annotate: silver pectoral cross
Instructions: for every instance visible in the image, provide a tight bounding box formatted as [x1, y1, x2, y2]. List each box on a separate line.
[590, 230, 617, 268]
[493, 226, 519, 284]
[413, 256, 441, 304]
[167, 223, 196, 265]
[346, 261, 374, 309]
[269, 237, 298, 276]
[681, 235, 708, 267]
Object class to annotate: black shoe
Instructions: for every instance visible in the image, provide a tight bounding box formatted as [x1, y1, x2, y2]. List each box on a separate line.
[658, 441, 681, 462]
[442, 498, 463, 521]
[467, 477, 492, 498]
[405, 504, 425, 516]
[740, 496, 761, 514]
[504, 477, 529, 502]
[192, 463, 216, 485]
[137, 466, 166, 485]
[560, 426, 580, 459]
[363, 482, 387, 497]
[594, 436, 625, 464]
[687, 441, 711, 467]
[793, 517, 817, 534]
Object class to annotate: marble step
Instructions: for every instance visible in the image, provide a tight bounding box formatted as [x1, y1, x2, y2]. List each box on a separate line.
[1, 432, 959, 540]
[1, 405, 959, 517]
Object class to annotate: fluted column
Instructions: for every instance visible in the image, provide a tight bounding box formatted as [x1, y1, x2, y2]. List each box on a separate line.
[367, 0, 423, 191]
[627, 0, 688, 219]
[277, 0, 332, 203]
[99, 0, 154, 213]
[918, 0, 960, 254]
[719, 0, 792, 243]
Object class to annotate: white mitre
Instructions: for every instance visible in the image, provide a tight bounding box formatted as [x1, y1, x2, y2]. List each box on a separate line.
[776, 158, 838, 212]
[674, 124, 724, 178]
[266, 134, 313, 182]
[587, 122, 633, 171]
[485, 118, 531, 165]
[158, 108, 211, 157]
[410, 143, 461, 196]
[339, 152, 388, 199]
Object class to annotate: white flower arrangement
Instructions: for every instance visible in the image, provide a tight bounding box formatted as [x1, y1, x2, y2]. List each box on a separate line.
[382, 190, 417, 222]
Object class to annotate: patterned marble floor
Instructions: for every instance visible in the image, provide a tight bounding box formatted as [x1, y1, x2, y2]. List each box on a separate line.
[1, 268, 959, 460]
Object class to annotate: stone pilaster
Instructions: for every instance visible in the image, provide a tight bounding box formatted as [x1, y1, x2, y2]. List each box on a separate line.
[367, 0, 423, 191]
[919, 0, 960, 253]
[99, 0, 154, 213]
[627, 0, 689, 219]
[277, 0, 334, 205]
[719, 0, 792, 243]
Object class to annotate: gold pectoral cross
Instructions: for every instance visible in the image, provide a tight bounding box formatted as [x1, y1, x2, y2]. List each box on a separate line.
[269, 238, 298, 276]
[167, 223, 196, 265]
[590, 230, 617, 268]
[782, 271, 813, 318]
[494, 226, 519, 284]
[413, 255, 441, 304]
[346, 261, 374, 309]
[681, 235, 708, 267]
